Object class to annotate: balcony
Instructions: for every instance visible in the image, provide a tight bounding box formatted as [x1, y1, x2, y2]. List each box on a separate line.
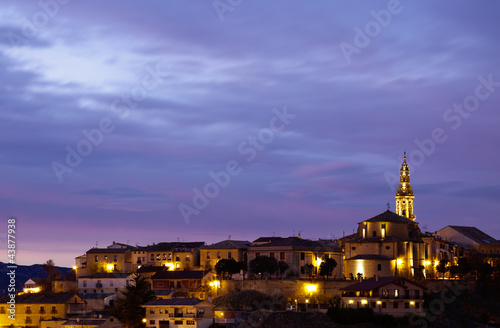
[96, 283, 103, 287]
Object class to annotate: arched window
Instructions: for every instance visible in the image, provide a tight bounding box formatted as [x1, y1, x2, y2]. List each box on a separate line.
[377, 264, 382, 271]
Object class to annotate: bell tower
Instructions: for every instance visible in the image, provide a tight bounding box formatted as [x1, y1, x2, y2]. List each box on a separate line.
[395, 152, 415, 221]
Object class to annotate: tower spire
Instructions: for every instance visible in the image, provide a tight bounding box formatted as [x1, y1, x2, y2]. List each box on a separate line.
[395, 153, 415, 221]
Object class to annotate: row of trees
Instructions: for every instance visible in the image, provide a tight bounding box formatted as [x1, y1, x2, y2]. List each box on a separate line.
[435, 257, 496, 281]
[244, 255, 337, 280]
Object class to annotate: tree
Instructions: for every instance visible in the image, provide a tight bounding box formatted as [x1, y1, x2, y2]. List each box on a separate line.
[277, 261, 289, 278]
[319, 258, 338, 280]
[42, 259, 61, 292]
[436, 259, 449, 279]
[249, 256, 278, 279]
[301, 264, 314, 277]
[458, 257, 471, 279]
[114, 274, 156, 328]
[215, 259, 240, 279]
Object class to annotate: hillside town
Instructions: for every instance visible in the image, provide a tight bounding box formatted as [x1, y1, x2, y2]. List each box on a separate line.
[2, 156, 500, 328]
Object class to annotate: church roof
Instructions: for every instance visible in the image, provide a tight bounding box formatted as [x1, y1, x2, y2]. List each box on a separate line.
[361, 210, 415, 224]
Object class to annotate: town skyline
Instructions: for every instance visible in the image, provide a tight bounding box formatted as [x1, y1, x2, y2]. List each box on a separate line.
[1, 1, 499, 268]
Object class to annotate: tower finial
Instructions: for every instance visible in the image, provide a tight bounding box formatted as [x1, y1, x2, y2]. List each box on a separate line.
[386, 202, 390, 210]
[404, 150, 406, 158]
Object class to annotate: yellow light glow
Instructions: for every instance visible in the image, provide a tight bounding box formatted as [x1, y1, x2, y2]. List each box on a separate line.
[106, 264, 114, 272]
[305, 299, 309, 303]
[316, 258, 322, 267]
[73, 266, 77, 270]
[23, 287, 40, 293]
[142, 318, 147, 323]
[396, 259, 403, 265]
[361, 300, 367, 304]
[434, 261, 439, 266]
[376, 301, 382, 305]
[348, 300, 354, 304]
[410, 301, 415, 305]
[165, 262, 174, 270]
[305, 284, 317, 293]
[425, 261, 431, 266]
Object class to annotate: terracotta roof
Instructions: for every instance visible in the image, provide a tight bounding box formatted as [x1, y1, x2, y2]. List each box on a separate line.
[345, 254, 394, 261]
[137, 266, 166, 273]
[146, 242, 205, 252]
[445, 225, 500, 245]
[152, 270, 207, 280]
[153, 289, 175, 296]
[340, 276, 424, 291]
[361, 210, 416, 224]
[62, 319, 107, 326]
[250, 237, 340, 251]
[200, 240, 250, 249]
[79, 293, 115, 299]
[143, 298, 210, 306]
[78, 272, 133, 279]
[86, 248, 131, 253]
[5, 292, 81, 304]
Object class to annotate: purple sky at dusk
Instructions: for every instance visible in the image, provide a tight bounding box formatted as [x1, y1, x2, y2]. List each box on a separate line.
[1, 1, 500, 267]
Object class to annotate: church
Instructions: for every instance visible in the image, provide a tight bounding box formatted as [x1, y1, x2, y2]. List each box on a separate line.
[342, 154, 426, 279]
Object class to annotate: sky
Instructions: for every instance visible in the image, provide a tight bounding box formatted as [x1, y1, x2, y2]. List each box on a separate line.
[1, 1, 500, 267]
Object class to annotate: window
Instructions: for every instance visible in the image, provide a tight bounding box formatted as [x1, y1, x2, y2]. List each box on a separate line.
[300, 252, 305, 260]
[382, 302, 386, 308]
[40, 306, 45, 314]
[168, 254, 172, 260]
[373, 231, 377, 237]
[393, 302, 399, 309]
[386, 246, 390, 250]
[150, 320, 155, 325]
[382, 289, 388, 297]
[270, 252, 275, 258]
[26, 306, 32, 314]
[405, 290, 410, 299]
[83, 281, 87, 287]
[228, 252, 232, 259]
[414, 290, 420, 298]
[207, 252, 210, 259]
[25, 317, 32, 324]
[217, 252, 221, 259]
[405, 302, 409, 309]
[51, 306, 57, 314]
[0, 307, 5, 314]
[163, 253, 167, 260]
[280, 252, 285, 261]
[150, 309, 155, 314]
[114, 255, 117, 262]
[186, 255, 190, 262]
[416, 302, 420, 309]
[377, 264, 382, 271]
[175, 321, 183, 325]
[95, 255, 98, 262]
[104, 255, 108, 260]
[187, 320, 196, 325]
[157, 254, 161, 260]
[176, 255, 180, 261]
[394, 289, 399, 298]
[151, 254, 154, 261]
[177, 281, 181, 288]
[158, 283, 164, 287]
[110, 281, 114, 287]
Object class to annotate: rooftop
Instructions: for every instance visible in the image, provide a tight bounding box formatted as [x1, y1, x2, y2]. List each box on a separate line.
[361, 210, 416, 224]
[201, 239, 250, 249]
[143, 298, 210, 306]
